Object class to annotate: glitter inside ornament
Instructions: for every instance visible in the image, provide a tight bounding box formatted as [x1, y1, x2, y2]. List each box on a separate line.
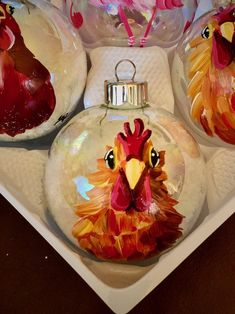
[0, 0, 86, 141]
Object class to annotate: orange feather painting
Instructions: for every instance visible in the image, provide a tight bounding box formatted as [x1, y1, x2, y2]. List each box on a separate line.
[72, 118, 184, 261]
[187, 4, 235, 144]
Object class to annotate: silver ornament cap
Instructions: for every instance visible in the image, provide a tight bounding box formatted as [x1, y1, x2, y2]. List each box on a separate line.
[104, 59, 148, 108]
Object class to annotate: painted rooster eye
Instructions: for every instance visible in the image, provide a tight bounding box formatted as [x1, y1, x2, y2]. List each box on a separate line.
[149, 148, 160, 168]
[201, 25, 212, 39]
[6, 5, 14, 15]
[105, 149, 115, 170]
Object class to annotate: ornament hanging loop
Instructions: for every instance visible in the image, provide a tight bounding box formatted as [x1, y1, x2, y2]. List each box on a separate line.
[104, 59, 148, 108]
[115, 59, 136, 82]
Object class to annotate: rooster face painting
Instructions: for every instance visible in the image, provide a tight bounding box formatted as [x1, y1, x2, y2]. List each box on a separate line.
[72, 119, 183, 260]
[0, 2, 56, 137]
[187, 5, 235, 144]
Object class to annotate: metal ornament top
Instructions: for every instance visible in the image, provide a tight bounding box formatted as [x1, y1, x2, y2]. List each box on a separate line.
[104, 59, 148, 108]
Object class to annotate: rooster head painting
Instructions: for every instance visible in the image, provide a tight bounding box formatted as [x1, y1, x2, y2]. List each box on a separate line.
[72, 119, 184, 261]
[187, 4, 235, 144]
[0, 1, 56, 137]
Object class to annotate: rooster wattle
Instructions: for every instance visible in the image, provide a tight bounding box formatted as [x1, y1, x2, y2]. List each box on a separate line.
[187, 4, 235, 144]
[0, 2, 55, 137]
[72, 119, 184, 260]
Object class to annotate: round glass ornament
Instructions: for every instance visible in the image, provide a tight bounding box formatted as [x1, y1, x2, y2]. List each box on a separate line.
[172, 4, 235, 146]
[0, 0, 87, 141]
[64, 0, 198, 48]
[45, 60, 206, 262]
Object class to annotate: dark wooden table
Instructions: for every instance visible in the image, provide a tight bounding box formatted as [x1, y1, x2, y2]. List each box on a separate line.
[0, 194, 235, 314]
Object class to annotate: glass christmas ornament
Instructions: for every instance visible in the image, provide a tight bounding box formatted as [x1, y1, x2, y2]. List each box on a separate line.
[45, 59, 206, 262]
[0, 0, 86, 141]
[64, 0, 198, 48]
[172, 4, 235, 146]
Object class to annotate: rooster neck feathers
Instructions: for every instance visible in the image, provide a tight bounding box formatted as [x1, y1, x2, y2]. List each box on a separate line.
[0, 2, 56, 137]
[188, 5, 235, 144]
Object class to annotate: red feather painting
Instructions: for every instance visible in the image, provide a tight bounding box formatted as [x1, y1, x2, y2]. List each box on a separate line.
[0, 2, 55, 137]
[72, 119, 184, 260]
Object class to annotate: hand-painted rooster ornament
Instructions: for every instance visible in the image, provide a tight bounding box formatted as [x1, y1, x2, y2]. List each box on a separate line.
[0, 2, 55, 137]
[187, 4, 235, 144]
[73, 119, 183, 260]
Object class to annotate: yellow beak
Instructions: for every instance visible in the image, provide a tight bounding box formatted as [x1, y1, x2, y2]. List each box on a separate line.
[221, 22, 234, 43]
[125, 159, 145, 190]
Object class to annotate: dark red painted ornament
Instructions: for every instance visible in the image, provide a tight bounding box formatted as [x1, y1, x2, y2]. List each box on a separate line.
[0, 2, 56, 137]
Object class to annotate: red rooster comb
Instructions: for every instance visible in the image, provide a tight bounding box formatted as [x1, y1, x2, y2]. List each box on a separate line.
[117, 118, 151, 161]
[213, 4, 235, 24]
